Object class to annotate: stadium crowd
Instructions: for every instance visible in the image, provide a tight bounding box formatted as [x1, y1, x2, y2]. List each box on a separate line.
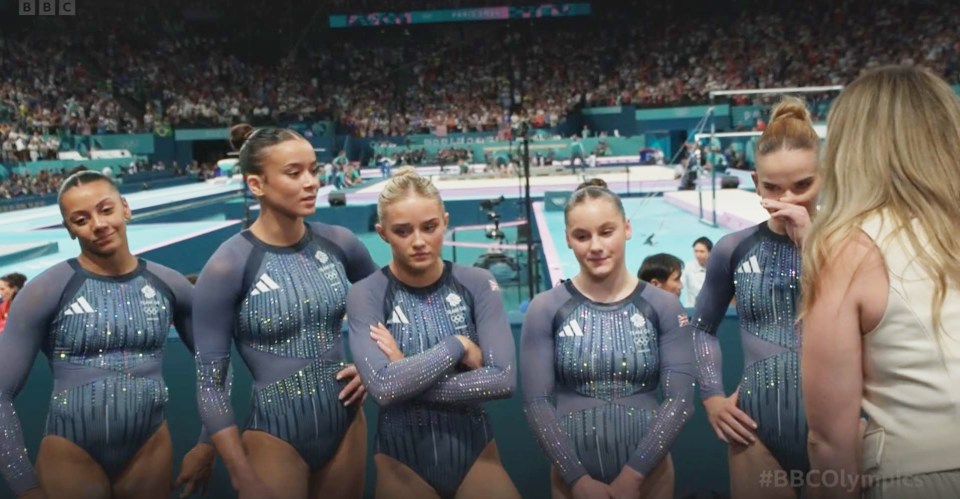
[1, 0, 957, 144]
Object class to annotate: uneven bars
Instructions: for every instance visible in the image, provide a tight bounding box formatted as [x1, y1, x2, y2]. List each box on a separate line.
[695, 131, 761, 140]
[709, 85, 843, 98]
[695, 123, 827, 140]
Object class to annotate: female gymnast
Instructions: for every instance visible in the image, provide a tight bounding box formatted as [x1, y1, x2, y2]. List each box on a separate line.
[522, 179, 695, 499]
[0, 171, 213, 499]
[346, 166, 519, 499]
[692, 98, 820, 498]
[193, 125, 378, 499]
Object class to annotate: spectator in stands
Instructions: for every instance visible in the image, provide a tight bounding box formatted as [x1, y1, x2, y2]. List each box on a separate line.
[1, 0, 959, 184]
[343, 164, 362, 187]
[0, 273, 27, 334]
[333, 150, 349, 171]
[1, 130, 15, 164]
[0, 169, 68, 199]
[569, 136, 587, 174]
[378, 154, 394, 178]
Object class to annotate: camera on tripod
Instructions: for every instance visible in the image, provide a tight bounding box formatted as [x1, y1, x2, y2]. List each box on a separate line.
[472, 196, 518, 282]
[479, 196, 506, 241]
[485, 226, 505, 241]
[484, 211, 504, 239]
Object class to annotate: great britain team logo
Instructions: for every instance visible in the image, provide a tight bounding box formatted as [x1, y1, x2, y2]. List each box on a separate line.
[630, 313, 646, 329]
[629, 312, 652, 352]
[444, 292, 468, 330]
[313, 249, 345, 285]
[314, 250, 329, 264]
[140, 285, 161, 322]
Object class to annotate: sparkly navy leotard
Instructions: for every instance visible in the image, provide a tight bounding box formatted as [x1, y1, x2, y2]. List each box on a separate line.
[692, 222, 809, 474]
[194, 222, 377, 469]
[347, 262, 516, 498]
[521, 280, 696, 486]
[0, 259, 195, 495]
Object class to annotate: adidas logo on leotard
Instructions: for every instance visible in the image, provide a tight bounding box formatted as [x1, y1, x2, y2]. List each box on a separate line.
[558, 319, 584, 337]
[736, 255, 762, 274]
[250, 273, 281, 296]
[63, 296, 95, 315]
[387, 305, 410, 325]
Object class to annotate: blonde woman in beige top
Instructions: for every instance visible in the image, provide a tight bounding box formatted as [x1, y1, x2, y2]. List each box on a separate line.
[800, 65, 960, 499]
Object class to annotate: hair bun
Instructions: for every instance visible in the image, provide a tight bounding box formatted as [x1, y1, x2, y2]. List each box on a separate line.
[769, 97, 812, 125]
[575, 178, 608, 191]
[393, 165, 419, 178]
[229, 123, 255, 151]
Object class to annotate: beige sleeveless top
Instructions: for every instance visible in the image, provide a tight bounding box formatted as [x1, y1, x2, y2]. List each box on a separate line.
[858, 213, 960, 478]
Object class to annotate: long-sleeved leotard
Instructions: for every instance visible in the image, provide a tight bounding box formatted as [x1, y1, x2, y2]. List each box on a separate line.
[522, 280, 696, 486]
[194, 222, 377, 469]
[692, 222, 809, 474]
[347, 262, 516, 498]
[0, 259, 195, 494]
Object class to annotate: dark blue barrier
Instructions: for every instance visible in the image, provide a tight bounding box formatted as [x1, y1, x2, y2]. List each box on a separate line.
[0, 176, 201, 213]
[121, 170, 177, 184]
[118, 175, 200, 194]
[0, 194, 56, 213]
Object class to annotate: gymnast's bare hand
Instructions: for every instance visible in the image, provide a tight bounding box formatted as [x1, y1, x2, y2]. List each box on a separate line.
[571, 475, 616, 499]
[371, 322, 404, 362]
[609, 467, 644, 499]
[703, 391, 757, 446]
[336, 364, 367, 407]
[174, 443, 215, 497]
[763, 199, 812, 248]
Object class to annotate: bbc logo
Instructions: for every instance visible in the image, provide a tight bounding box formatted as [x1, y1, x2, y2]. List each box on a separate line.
[19, 0, 75, 15]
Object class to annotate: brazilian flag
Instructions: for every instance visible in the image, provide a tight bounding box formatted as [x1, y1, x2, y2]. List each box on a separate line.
[154, 123, 172, 138]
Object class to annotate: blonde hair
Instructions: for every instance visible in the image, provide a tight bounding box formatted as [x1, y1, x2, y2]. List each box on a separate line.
[802, 66, 960, 334]
[376, 166, 444, 222]
[756, 96, 819, 158]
